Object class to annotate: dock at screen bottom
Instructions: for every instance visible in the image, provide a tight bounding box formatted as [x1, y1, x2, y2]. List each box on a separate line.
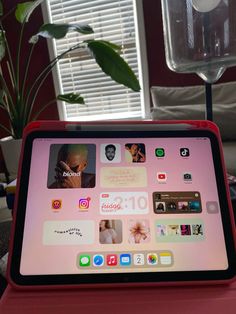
[77, 251, 173, 269]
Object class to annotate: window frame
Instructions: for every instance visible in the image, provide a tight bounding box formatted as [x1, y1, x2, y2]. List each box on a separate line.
[41, 0, 150, 121]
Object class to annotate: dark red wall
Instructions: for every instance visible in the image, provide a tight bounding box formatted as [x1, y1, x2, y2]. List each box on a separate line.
[142, 0, 236, 87]
[0, 0, 58, 138]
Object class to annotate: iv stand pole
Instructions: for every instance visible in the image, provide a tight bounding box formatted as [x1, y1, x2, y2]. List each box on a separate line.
[205, 82, 213, 121]
[204, 12, 213, 122]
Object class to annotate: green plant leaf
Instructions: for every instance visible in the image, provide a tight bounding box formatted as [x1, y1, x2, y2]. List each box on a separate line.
[0, 30, 5, 61]
[30, 23, 94, 43]
[0, 1, 3, 16]
[57, 93, 85, 104]
[94, 40, 121, 51]
[87, 40, 140, 92]
[15, 0, 44, 24]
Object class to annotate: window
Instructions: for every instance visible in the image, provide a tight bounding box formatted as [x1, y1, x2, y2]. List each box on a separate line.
[43, 0, 149, 121]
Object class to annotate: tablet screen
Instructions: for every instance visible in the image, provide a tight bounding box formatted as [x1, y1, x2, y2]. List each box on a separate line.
[11, 129, 236, 285]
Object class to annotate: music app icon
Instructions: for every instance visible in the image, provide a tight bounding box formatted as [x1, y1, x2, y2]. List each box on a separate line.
[106, 254, 118, 266]
[180, 148, 190, 157]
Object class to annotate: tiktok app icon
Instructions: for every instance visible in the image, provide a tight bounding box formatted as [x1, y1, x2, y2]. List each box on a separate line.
[180, 148, 190, 157]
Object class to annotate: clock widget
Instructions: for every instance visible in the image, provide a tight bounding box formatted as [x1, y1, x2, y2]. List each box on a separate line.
[100, 192, 149, 215]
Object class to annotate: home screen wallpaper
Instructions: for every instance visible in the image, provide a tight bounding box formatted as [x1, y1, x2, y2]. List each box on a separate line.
[20, 137, 228, 275]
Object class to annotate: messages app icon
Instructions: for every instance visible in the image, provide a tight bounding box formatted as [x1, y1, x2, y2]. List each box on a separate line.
[79, 255, 90, 267]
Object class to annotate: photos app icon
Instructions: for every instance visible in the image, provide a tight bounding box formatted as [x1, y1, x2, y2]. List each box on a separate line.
[147, 253, 158, 265]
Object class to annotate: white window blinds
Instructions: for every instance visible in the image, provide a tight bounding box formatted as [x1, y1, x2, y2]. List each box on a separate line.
[44, 0, 147, 121]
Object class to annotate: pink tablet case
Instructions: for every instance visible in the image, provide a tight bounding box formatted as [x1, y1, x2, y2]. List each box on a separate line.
[1, 281, 236, 314]
[1, 120, 235, 313]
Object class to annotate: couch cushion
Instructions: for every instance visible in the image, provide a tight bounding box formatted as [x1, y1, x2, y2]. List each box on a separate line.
[151, 103, 236, 141]
[222, 142, 236, 176]
[151, 81, 236, 107]
[151, 82, 236, 141]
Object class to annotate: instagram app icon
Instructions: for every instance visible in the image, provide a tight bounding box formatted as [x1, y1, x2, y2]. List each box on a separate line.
[78, 197, 91, 211]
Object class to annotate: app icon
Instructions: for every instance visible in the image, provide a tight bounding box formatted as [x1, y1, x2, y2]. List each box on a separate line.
[134, 253, 145, 266]
[51, 199, 62, 210]
[93, 254, 104, 267]
[106, 254, 118, 266]
[206, 201, 219, 214]
[180, 148, 190, 157]
[183, 173, 192, 181]
[78, 197, 91, 211]
[159, 252, 172, 265]
[147, 253, 158, 265]
[79, 255, 90, 267]
[157, 172, 167, 182]
[120, 254, 131, 266]
[155, 148, 165, 158]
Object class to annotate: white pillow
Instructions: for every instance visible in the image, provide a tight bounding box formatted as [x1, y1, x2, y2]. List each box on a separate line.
[151, 103, 236, 141]
[151, 82, 236, 107]
[150, 82, 236, 141]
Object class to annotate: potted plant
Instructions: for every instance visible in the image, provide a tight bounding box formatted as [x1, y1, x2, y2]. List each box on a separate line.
[0, 0, 140, 179]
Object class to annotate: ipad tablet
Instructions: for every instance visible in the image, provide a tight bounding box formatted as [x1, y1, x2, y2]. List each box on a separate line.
[9, 121, 236, 287]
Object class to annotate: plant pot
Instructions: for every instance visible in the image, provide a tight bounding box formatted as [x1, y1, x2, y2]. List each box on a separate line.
[0, 137, 22, 180]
